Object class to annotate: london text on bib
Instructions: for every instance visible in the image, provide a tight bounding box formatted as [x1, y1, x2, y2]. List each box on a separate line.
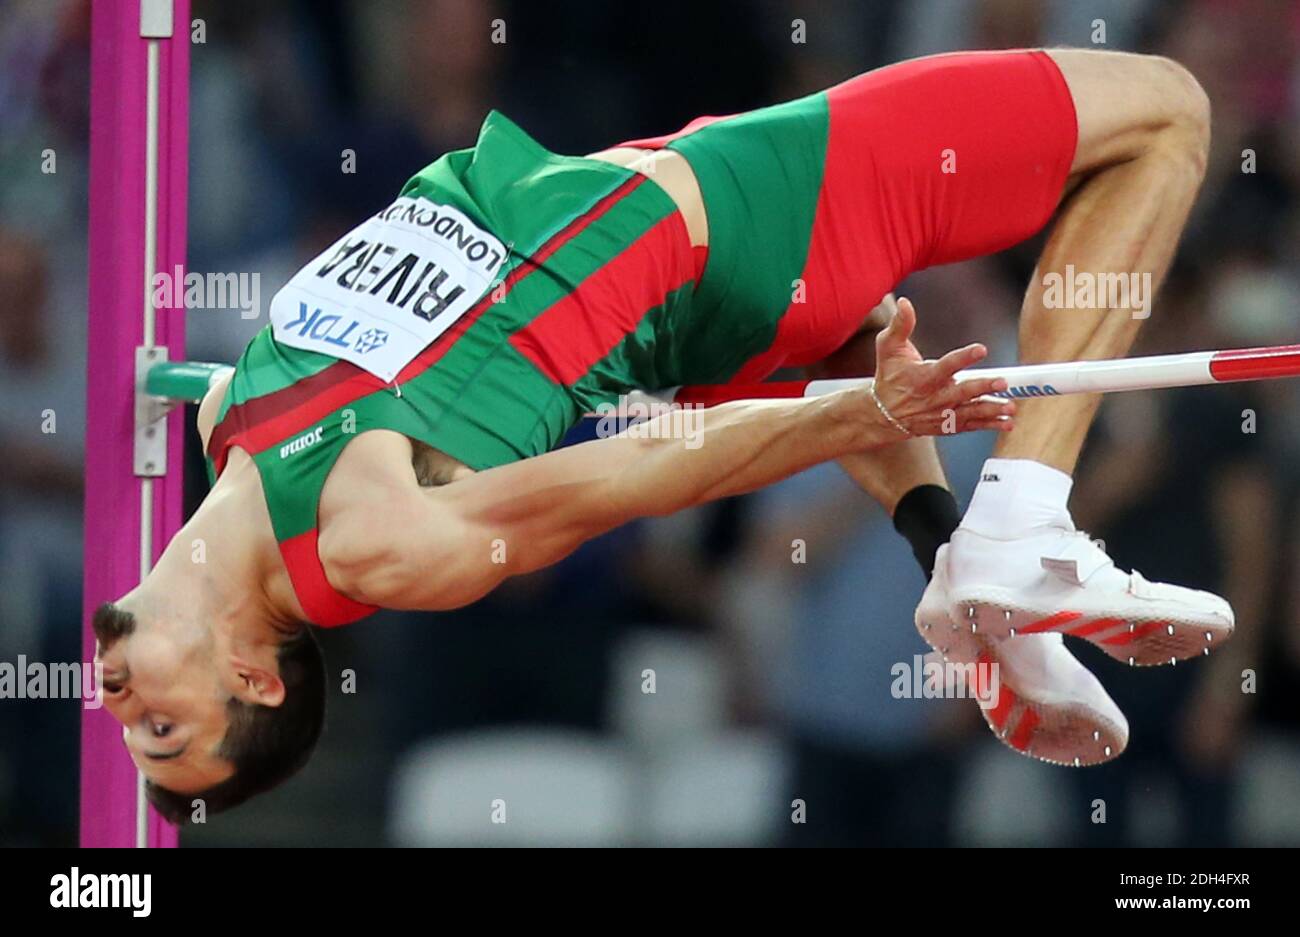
[269, 197, 508, 382]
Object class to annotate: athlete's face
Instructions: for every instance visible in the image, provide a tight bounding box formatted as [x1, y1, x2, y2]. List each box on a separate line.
[94, 606, 235, 795]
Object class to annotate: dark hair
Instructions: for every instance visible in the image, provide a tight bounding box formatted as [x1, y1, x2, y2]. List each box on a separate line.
[92, 602, 136, 652]
[146, 626, 327, 825]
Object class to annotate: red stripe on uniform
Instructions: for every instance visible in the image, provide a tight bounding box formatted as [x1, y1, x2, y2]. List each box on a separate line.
[279, 529, 378, 627]
[394, 174, 649, 385]
[209, 366, 381, 473]
[213, 371, 385, 473]
[509, 212, 694, 385]
[209, 175, 648, 472]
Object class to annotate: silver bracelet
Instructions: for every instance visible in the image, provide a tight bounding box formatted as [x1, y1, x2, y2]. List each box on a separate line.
[869, 381, 912, 437]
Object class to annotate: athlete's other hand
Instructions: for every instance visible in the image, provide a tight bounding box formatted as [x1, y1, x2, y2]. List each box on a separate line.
[869, 297, 1015, 436]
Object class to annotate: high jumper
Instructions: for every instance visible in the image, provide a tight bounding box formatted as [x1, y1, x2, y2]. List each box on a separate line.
[94, 47, 1232, 822]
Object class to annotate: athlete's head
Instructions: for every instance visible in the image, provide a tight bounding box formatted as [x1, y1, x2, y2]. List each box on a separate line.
[92, 599, 325, 823]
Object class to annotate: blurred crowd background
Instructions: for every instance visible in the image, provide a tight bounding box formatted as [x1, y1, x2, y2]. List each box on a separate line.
[4, 0, 1300, 846]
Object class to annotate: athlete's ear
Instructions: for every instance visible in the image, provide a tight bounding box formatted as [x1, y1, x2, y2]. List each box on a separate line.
[232, 663, 286, 707]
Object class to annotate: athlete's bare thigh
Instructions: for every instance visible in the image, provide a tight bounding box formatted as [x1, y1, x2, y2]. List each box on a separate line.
[1044, 49, 1210, 178]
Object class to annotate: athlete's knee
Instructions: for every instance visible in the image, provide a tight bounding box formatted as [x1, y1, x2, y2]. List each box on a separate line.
[1054, 49, 1210, 179]
[1142, 55, 1211, 175]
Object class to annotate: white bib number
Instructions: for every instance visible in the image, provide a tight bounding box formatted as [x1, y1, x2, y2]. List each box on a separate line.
[269, 196, 508, 381]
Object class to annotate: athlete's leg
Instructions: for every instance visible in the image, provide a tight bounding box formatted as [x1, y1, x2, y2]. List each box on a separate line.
[997, 49, 1211, 472]
[802, 290, 1129, 766]
[947, 53, 1231, 679]
[793, 51, 1191, 763]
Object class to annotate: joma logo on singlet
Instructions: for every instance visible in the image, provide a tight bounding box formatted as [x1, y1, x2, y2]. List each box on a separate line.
[280, 426, 325, 459]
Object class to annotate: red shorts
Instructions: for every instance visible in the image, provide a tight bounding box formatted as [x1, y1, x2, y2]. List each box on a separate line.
[621, 50, 1079, 380]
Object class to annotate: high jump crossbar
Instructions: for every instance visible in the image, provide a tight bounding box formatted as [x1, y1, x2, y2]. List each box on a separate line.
[83, 0, 189, 848]
[641, 343, 1300, 408]
[146, 344, 1300, 411]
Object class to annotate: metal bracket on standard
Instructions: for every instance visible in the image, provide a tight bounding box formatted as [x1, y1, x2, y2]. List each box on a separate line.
[139, 0, 174, 38]
[135, 357, 235, 476]
[134, 347, 170, 477]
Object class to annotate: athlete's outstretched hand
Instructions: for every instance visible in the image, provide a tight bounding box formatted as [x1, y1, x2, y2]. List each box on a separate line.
[868, 297, 1016, 437]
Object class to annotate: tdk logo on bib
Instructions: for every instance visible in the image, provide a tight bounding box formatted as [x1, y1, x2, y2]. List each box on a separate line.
[280, 304, 362, 349]
[270, 197, 506, 381]
[355, 328, 389, 354]
[279, 305, 389, 356]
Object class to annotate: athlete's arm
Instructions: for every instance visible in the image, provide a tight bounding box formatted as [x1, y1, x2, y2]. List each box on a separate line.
[196, 369, 233, 453]
[325, 304, 1015, 611]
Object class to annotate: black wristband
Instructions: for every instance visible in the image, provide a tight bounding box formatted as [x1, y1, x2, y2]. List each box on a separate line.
[892, 485, 962, 580]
